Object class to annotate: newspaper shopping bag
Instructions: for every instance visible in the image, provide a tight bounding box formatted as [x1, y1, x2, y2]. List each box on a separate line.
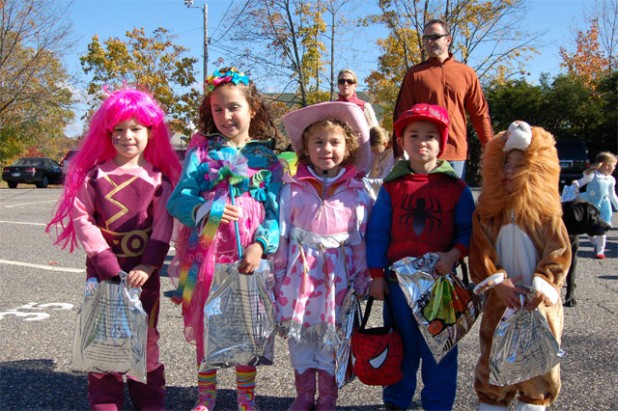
[392, 253, 482, 363]
[335, 287, 361, 388]
[72, 273, 148, 382]
[489, 306, 564, 386]
[200, 260, 275, 370]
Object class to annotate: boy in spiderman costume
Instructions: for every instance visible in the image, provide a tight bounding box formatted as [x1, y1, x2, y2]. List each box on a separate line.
[366, 103, 475, 410]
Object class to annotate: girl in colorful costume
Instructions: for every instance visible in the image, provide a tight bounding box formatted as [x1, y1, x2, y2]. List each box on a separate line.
[275, 101, 372, 410]
[572, 151, 617, 259]
[47, 88, 181, 410]
[469, 121, 571, 411]
[166, 68, 282, 411]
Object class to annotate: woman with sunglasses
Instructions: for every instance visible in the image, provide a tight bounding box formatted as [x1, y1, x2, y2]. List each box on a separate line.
[336, 69, 379, 128]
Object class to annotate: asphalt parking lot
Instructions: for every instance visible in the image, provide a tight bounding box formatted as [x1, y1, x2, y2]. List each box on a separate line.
[0, 188, 616, 410]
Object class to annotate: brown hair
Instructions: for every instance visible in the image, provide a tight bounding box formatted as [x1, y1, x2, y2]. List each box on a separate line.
[198, 67, 280, 141]
[296, 119, 360, 168]
[369, 126, 390, 148]
[584, 151, 617, 175]
[423, 19, 450, 35]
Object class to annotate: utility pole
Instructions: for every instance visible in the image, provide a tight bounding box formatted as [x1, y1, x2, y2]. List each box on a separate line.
[184, 0, 208, 83]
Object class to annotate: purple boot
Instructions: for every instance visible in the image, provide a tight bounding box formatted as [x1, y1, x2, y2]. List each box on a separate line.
[316, 370, 338, 411]
[288, 368, 316, 411]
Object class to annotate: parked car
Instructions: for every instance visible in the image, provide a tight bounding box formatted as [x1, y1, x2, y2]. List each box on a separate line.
[556, 139, 590, 189]
[2, 157, 63, 188]
[60, 149, 79, 175]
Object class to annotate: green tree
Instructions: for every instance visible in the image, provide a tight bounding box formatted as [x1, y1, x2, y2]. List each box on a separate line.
[80, 27, 201, 136]
[0, 0, 75, 165]
[485, 71, 617, 162]
[485, 78, 544, 133]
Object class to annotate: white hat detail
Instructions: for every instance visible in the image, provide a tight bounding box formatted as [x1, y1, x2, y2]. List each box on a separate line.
[503, 120, 532, 152]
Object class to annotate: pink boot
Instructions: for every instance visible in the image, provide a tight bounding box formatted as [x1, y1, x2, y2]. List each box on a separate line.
[193, 369, 217, 411]
[288, 369, 316, 411]
[316, 370, 338, 411]
[237, 365, 258, 411]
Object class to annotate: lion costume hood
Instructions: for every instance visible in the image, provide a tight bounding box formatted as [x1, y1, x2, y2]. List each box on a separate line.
[476, 121, 562, 230]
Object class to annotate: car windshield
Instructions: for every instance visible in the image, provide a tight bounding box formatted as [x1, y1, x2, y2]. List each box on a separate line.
[556, 143, 587, 160]
[15, 158, 42, 166]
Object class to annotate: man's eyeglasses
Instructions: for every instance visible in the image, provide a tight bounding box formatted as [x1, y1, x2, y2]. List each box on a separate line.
[338, 79, 356, 85]
[422, 34, 449, 42]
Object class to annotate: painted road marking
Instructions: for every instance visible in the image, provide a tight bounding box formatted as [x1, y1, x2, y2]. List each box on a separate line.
[0, 259, 84, 273]
[0, 302, 74, 322]
[0, 220, 46, 226]
[2, 200, 57, 209]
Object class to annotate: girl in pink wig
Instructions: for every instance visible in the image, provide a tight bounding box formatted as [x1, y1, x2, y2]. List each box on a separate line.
[47, 87, 181, 410]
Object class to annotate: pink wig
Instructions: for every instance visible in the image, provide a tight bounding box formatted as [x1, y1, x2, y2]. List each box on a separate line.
[47, 87, 181, 251]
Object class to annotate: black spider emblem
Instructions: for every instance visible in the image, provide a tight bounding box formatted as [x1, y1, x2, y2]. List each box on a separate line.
[399, 195, 442, 236]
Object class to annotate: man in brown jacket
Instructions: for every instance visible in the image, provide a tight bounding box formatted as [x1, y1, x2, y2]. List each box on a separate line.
[393, 19, 493, 179]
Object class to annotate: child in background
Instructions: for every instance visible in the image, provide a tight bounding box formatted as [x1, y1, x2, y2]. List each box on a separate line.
[275, 101, 373, 411]
[469, 121, 571, 411]
[366, 103, 475, 411]
[47, 88, 181, 410]
[572, 151, 618, 259]
[166, 67, 282, 411]
[363, 125, 395, 199]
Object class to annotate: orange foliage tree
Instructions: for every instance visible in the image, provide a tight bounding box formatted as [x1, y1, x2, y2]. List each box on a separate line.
[559, 18, 610, 88]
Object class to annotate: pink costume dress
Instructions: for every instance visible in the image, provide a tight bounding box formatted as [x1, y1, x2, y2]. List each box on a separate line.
[166, 134, 282, 361]
[273, 163, 372, 348]
[72, 160, 173, 410]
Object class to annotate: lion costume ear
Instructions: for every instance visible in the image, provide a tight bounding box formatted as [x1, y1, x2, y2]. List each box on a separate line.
[503, 121, 532, 152]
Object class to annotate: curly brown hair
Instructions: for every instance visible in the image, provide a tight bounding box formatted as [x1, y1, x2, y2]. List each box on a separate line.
[197, 67, 281, 142]
[296, 118, 360, 167]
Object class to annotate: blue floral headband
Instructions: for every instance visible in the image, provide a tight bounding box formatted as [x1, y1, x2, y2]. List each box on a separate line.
[205, 68, 250, 92]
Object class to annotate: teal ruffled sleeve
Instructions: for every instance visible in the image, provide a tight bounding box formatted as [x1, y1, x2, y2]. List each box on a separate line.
[244, 143, 283, 255]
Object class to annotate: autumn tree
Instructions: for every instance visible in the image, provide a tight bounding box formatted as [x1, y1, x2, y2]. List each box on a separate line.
[221, 0, 360, 107]
[0, 0, 75, 165]
[583, 0, 618, 72]
[559, 19, 610, 88]
[80, 27, 201, 136]
[365, 0, 540, 127]
[225, 0, 326, 107]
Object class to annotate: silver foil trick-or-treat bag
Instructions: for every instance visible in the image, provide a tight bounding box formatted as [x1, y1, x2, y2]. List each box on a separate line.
[335, 287, 360, 388]
[392, 253, 481, 363]
[200, 260, 275, 370]
[72, 273, 148, 382]
[489, 307, 564, 386]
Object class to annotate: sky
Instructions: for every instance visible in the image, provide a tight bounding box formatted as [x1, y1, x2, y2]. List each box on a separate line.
[63, 0, 592, 137]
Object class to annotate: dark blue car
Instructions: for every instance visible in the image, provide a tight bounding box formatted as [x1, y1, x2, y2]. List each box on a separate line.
[2, 157, 63, 188]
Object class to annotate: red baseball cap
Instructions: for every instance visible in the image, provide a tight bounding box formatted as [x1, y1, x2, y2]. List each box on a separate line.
[393, 103, 449, 156]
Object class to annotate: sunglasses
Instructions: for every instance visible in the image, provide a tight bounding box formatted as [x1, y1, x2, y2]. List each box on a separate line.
[338, 79, 356, 85]
[422, 34, 449, 42]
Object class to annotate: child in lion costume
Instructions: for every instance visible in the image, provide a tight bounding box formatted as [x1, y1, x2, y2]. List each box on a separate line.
[469, 121, 571, 411]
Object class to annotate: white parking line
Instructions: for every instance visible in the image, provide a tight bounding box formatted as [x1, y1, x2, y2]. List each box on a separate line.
[0, 259, 84, 273]
[2, 200, 57, 208]
[0, 220, 46, 226]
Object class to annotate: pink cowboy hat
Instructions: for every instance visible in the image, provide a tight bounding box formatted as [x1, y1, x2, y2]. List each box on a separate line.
[283, 101, 371, 174]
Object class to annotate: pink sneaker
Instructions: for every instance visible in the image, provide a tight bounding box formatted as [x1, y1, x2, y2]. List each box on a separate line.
[596, 253, 606, 259]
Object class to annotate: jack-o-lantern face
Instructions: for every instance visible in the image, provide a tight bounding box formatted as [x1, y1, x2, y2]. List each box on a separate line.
[351, 326, 403, 386]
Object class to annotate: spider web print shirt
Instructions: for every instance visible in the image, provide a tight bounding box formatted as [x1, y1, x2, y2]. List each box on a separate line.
[366, 169, 474, 269]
